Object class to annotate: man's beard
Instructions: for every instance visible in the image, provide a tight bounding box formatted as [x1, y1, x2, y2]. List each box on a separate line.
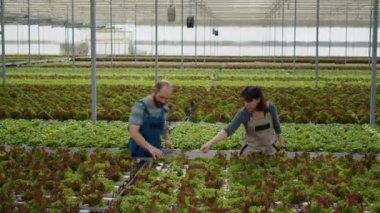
[153, 95, 165, 108]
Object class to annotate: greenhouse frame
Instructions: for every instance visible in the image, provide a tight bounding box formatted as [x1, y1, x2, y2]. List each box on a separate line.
[1, 0, 380, 212]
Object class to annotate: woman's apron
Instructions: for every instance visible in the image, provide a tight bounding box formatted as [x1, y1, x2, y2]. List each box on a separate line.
[239, 112, 277, 156]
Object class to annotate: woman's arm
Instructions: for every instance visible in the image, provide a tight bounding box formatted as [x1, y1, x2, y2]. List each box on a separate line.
[269, 103, 282, 135]
[200, 130, 228, 153]
[269, 102, 286, 152]
[200, 108, 248, 152]
[277, 134, 285, 148]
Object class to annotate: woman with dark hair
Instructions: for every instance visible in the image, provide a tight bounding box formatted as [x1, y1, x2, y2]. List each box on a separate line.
[200, 86, 286, 156]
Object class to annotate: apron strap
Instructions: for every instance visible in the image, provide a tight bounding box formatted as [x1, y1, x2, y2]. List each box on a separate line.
[240, 144, 248, 155]
[137, 101, 150, 117]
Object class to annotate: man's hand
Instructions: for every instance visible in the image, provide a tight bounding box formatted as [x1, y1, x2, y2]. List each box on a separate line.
[200, 142, 212, 153]
[148, 147, 164, 159]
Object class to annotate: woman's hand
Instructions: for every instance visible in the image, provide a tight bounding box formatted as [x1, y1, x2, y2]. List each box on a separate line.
[200, 142, 212, 153]
[200, 130, 228, 153]
[277, 146, 286, 155]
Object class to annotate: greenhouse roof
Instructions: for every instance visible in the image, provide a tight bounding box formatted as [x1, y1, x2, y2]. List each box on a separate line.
[4, 0, 374, 27]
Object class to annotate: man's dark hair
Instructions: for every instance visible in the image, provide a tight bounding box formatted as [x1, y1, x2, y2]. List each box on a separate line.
[153, 80, 172, 92]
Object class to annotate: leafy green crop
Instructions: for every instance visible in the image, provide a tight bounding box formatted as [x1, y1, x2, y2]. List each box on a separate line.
[1, 119, 380, 152]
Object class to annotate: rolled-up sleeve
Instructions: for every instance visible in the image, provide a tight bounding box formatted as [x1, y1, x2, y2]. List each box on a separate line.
[224, 108, 248, 136]
[128, 102, 145, 126]
[269, 103, 282, 134]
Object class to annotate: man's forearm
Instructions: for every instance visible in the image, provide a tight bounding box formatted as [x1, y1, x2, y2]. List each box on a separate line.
[131, 131, 154, 152]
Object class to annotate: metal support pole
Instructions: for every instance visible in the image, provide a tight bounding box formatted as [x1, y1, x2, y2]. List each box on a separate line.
[1, 0, 5, 86]
[28, 0, 31, 66]
[281, 0, 285, 65]
[215, 21, 217, 56]
[216, 31, 218, 56]
[369, 0, 373, 64]
[293, 0, 297, 71]
[38, 24, 40, 57]
[110, 0, 113, 65]
[134, 4, 137, 59]
[17, 24, 19, 55]
[268, 23, 270, 56]
[269, 15, 272, 56]
[209, 19, 212, 56]
[163, 23, 165, 55]
[214, 22, 216, 56]
[124, 24, 127, 55]
[181, 0, 184, 71]
[203, 10, 206, 63]
[66, 6, 69, 60]
[154, 0, 158, 83]
[90, 0, 97, 121]
[239, 26, 241, 56]
[123, 0, 127, 55]
[195, 0, 198, 64]
[370, 0, 378, 125]
[151, 12, 154, 55]
[71, 0, 75, 72]
[273, 13, 276, 62]
[265, 25, 268, 56]
[315, 0, 320, 89]
[345, 2, 348, 64]
[329, 14, 332, 57]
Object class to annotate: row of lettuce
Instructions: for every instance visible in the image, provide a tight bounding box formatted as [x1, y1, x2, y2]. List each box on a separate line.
[0, 146, 132, 211]
[1, 146, 380, 211]
[1, 119, 380, 153]
[1, 84, 379, 124]
[7, 67, 377, 78]
[5, 67, 377, 82]
[4, 66, 376, 87]
[120, 152, 380, 212]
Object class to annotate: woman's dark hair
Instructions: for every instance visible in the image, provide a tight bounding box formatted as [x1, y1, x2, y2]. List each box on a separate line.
[240, 86, 268, 112]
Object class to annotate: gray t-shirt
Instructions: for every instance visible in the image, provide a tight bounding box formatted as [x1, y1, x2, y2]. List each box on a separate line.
[224, 102, 282, 136]
[128, 96, 169, 133]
